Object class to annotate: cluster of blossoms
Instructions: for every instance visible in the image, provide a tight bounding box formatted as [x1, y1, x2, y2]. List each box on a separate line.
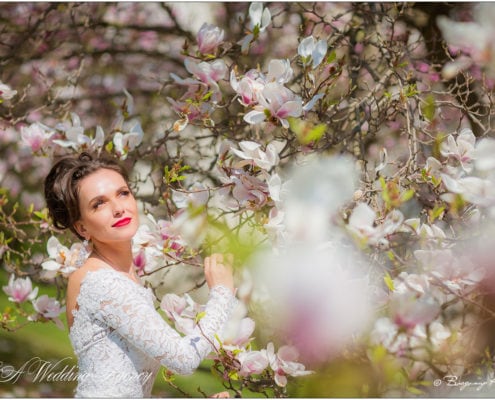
[20, 110, 143, 160]
[3, 274, 65, 329]
[160, 291, 312, 388]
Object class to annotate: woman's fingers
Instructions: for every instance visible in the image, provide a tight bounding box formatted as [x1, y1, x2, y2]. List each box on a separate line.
[203, 253, 235, 292]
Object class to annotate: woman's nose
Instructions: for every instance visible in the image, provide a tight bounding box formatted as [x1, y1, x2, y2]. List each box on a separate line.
[113, 203, 124, 217]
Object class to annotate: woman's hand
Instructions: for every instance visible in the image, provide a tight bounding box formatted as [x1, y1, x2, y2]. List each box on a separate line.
[204, 253, 235, 293]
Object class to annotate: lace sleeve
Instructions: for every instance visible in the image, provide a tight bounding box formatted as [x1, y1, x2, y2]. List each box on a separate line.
[86, 271, 236, 375]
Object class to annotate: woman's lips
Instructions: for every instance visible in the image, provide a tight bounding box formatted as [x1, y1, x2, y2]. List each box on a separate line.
[112, 217, 131, 227]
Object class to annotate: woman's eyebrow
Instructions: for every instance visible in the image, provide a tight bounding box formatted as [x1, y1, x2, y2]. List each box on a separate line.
[88, 186, 129, 204]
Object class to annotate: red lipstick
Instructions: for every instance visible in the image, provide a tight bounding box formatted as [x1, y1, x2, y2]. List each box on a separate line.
[112, 217, 131, 227]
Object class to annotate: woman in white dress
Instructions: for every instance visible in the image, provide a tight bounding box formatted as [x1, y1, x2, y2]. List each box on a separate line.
[44, 152, 236, 398]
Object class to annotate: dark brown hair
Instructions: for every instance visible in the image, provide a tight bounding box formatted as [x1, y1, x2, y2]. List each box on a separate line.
[44, 152, 129, 240]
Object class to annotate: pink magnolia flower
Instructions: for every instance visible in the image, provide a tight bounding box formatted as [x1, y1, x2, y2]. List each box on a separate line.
[3, 275, 38, 303]
[20, 122, 55, 153]
[31, 295, 65, 329]
[244, 82, 302, 129]
[160, 293, 203, 335]
[230, 69, 265, 107]
[238, 350, 269, 376]
[0, 81, 17, 100]
[197, 23, 224, 55]
[389, 292, 440, 330]
[184, 58, 227, 93]
[230, 170, 271, 210]
[263, 342, 312, 387]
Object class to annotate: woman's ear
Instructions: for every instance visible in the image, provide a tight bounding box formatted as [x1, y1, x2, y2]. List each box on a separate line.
[74, 220, 88, 240]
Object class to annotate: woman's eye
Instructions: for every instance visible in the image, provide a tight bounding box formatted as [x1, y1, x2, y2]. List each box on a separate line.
[92, 200, 104, 209]
[120, 190, 130, 197]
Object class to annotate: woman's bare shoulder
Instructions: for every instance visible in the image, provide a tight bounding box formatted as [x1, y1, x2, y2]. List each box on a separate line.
[68, 258, 108, 289]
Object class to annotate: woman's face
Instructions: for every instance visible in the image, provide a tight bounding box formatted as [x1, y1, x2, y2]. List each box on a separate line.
[74, 168, 139, 245]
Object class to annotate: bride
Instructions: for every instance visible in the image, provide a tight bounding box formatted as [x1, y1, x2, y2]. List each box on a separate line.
[44, 152, 236, 397]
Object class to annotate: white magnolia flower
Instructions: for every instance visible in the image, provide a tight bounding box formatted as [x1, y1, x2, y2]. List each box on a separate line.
[113, 120, 143, 160]
[239, 2, 271, 53]
[0, 81, 17, 100]
[230, 141, 280, 170]
[440, 128, 476, 173]
[298, 35, 328, 69]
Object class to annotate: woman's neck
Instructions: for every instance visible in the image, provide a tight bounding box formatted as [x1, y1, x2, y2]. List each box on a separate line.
[90, 241, 134, 274]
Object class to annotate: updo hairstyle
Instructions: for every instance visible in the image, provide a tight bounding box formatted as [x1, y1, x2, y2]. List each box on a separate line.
[44, 152, 129, 240]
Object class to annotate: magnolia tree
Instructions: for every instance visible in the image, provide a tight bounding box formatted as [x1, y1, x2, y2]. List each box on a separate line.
[2, 2, 495, 397]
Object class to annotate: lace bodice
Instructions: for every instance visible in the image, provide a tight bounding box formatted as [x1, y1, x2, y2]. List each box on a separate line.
[68, 268, 236, 398]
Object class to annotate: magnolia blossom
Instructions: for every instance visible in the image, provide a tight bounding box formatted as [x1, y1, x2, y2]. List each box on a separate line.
[52, 113, 104, 152]
[184, 58, 227, 98]
[20, 122, 55, 153]
[0, 81, 17, 100]
[31, 295, 65, 329]
[230, 141, 280, 170]
[441, 174, 495, 207]
[389, 292, 440, 330]
[113, 120, 144, 160]
[437, 3, 495, 76]
[160, 292, 201, 335]
[265, 59, 293, 85]
[3, 275, 38, 303]
[264, 342, 312, 387]
[403, 218, 447, 243]
[197, 23, 224, 55]
[244, 82, 302, 129]
[393, 272, 431, 295]
[222, 317, 256, 349]
[230, 170, 271, 210]
[41, 236, 88, 278]
[132, 216, 186, 272]
[298, 35, 328, 69]
[347, 203, 404, 248]
[239, 2, 271, 53]
[238, 350, 269, 376]
[439, 128, 475, 173]
[252, 243, 372, 364]
[415, 249, 484, 293]
[230, 69, 265, 107]
[473, 137, 495, 172]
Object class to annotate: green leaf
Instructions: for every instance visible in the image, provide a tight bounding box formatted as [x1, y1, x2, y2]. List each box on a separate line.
[421, 94, 436, 122]
[399, 189, 415, 203]
[384, 272, 395, 292]
[195, 311, 206, 323]
[326, 50, 337, 64]
[288, 117, 326, 145]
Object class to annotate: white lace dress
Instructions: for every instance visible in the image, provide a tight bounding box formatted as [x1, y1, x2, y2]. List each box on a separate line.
[68, 268, 236, 398]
